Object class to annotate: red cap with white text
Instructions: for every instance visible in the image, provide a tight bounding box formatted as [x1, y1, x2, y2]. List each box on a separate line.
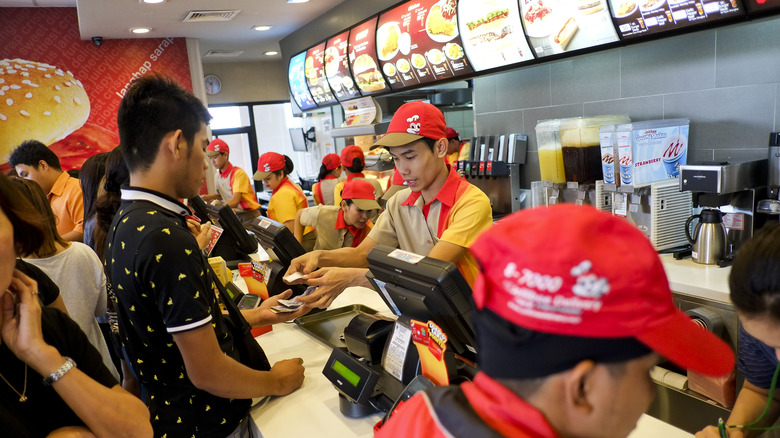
[322, 153, 341, 171]
[206, 138, 229, 157]
[340, 145, 365, 168]
[342, 179, 380, 211]
[372, 100, 447, 148]
[253, 152, 285, 180]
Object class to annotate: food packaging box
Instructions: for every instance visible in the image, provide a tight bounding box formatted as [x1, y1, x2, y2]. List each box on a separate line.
[238, 262, 272, 336]
[688, 369, 736, 408]
[599, 125, 618, 185]
[559, 115, 630, 184]
[535, 119, 565, 184]
[208, 256, 230, 286]
[618, 119, 690, 185]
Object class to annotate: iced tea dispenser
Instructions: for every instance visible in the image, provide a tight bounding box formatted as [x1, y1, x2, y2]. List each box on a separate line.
[559, 115, 630, 184]
[535, 119, 565, 184]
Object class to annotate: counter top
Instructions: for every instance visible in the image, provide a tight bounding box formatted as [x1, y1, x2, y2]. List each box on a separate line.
[660, 254, 731, 304]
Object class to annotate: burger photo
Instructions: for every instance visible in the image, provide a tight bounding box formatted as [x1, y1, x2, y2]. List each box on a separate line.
[352, 54, 385, 92]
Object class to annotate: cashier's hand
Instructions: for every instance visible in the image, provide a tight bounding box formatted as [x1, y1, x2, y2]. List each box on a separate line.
[187, 219, 212, 250]
[285, 251, 323, 281]
[295, 267, 370, 309]
[695, 425, 744, 438]
[241, 289, 312, 327]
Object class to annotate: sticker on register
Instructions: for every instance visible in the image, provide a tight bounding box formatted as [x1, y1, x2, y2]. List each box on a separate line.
[258, 219, 272, 229]
[723, 213, 745, 231]
[388, 249, 425, 264]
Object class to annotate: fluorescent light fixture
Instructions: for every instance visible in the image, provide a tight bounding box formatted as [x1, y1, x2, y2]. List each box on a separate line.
[131, 27, 152, 34]
[287, 0, 310, 3]
[141, 0, 165, 3]
[253, 25, 272, 31]
[264, 51, 279, 56]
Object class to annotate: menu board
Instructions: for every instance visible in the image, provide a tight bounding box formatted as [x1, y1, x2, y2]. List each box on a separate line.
[376, 0, 474, 90]
[304, 43, 337, 106]
[519, 0, 620, 57]
[348, 17, 388, 96]
[742, 0, 780, 15]
[324, 31, 362, 101]
[288, 51, 317, 111]
[457, 0, 536, 71]
[611, 0, 743, 38]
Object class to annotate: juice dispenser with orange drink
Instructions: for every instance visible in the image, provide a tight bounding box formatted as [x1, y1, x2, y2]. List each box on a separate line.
[535, 119, 565, 184]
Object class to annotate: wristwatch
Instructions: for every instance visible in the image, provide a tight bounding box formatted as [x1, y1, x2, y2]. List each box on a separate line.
[43, 357, 76, 385]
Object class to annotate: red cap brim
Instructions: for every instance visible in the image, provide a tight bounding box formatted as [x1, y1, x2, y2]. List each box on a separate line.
[637, 309, 734, 377]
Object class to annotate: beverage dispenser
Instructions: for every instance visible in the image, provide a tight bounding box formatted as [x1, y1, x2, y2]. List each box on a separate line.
[460, 134, 527, 217]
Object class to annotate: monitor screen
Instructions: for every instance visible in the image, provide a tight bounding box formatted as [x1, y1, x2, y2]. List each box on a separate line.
[289, 128, 308, 152]
[247, 216, 308, 296]
[366, 245, 477, 361]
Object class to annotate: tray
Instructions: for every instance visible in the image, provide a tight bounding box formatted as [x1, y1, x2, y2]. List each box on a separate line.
[294, 304, 378, 349]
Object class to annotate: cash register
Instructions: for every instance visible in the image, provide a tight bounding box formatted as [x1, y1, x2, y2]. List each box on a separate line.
[320, 245, 478, 417]
[188, 196, 256, 268]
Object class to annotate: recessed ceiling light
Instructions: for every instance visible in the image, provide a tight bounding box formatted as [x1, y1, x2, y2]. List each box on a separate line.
[131, 27, 152, 34]
[140, 0, 165, 4]
[265, 51, 279, 56]
[287, 0, 309, 3]
[253, 25, 272, 31]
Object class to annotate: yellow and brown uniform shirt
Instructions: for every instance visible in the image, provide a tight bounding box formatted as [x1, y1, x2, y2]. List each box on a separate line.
[299, 204, 373, 250]
[268, 177, 312, 234]
[333, 172, 384, 206]
[368, 168, 492, 287]
[105, 187, 249, 438]
[215, 163, 260, 211]
[312, 175, 339, 206]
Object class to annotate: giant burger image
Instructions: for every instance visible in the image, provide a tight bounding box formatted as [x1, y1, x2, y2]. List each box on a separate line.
[352, 54, 386, 92]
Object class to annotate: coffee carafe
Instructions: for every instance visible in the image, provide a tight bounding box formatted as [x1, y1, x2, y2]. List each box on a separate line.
[685, 209, 727, 265]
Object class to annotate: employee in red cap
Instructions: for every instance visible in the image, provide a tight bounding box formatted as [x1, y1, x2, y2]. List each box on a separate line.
[285, 101, 492, 308]
[332, 145, 384, 206]
[445, 127, 463, 166]
[377, 204, 735, 438]
[293, 179, 380, 251]
[253, 152, 315, 249]
[203, 138, 261, 224]
[312, 153, 343, 206]
[697, 223, 780, 438]
[380, 168, 407, 207]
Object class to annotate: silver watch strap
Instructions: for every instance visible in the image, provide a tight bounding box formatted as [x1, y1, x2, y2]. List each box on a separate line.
[43, 356, 76, 385]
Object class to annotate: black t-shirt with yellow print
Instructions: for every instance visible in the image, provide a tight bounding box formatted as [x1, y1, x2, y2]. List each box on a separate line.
[105, 187, 250, 438]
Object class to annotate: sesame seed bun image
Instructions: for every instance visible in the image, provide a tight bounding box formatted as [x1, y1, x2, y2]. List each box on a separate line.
[0, 58, 90, 163]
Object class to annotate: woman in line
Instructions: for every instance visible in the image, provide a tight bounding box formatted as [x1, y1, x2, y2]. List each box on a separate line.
[11, 177, 119, 380]
[312, 153, 342, 206]
[79, 152, 109, 251]
[0, 172, 151, 438]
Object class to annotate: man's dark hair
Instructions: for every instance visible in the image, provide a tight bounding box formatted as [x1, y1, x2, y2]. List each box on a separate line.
[117, 74, 212, 173]
[9, 140, 61, 170]
[730, 222, 780, 320]
[422, 137, 438, 152]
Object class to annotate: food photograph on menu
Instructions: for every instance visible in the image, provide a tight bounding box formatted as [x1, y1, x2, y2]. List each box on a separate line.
[611, 0, 743, 38]
[324, 31, 362, 101]
[304, 43, 338, 106]
[519, 0, 619, 57]
[741, 0, 779, 14]
[376, 0, 473, 90]
[458, 0, 536, 71]
[288, 51, 317, 110]
[348, 17, 388, 96]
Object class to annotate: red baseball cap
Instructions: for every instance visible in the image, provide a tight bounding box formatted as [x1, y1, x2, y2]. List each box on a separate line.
[470, 204, 734, 377]
[253, 152, 286, 180]
[206, 138, 229, 157]
[372, 101, 447, 148]
[340, 145, 365, 167]
[341, 179, 381, 211]
[322, 153, 341, 171]
[445, 127, 461, 141]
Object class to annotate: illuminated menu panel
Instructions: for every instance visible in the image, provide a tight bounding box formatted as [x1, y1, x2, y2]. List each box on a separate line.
[348, 17, 388, 96]
[458, 0, 536, 71]
[305, 43, 338, 106]
[288, 51, 317, 111]
[611, 0, 743, 38]
[742, 0, 780, 15]
[376, 0, 474, 90]
[324, 31, 362, 101]
[519, 0, 619, 58]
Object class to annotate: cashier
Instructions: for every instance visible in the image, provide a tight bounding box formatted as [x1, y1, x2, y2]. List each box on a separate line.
[202, 138, 261, 224]
[285, 101, 492, 308]
[332, 145, 384, 206]
[293, 179, 380, 251]
[697, 223, 780, 438]
[377, 205, 735, 438]
[445, 127, 462, 166]
[312, 153, 343, 206]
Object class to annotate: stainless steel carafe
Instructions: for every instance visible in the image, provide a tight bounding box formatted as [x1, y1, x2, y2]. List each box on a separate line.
[685, 209, 727, 265]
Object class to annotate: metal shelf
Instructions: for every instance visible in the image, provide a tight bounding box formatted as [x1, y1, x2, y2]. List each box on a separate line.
[328, 122, 390, 139]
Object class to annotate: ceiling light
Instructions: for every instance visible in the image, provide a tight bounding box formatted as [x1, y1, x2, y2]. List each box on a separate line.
[131, 27, 152, 34]
[253, 25, 272, 31]
[265, 51, 279, 56]
[287, 0, 310, 3]
[140, 0, 165, 4]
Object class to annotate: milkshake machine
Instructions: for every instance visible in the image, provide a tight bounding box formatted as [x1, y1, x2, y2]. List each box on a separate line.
[460, 134, 527, 217]
[757, 133, 780, 216]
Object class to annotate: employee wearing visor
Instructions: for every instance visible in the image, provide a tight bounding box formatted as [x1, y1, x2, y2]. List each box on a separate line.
[202, 138, 261, 225]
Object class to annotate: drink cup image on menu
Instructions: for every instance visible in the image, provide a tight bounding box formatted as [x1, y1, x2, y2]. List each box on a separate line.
[662, 134, 688, 177]
[601, 153, 615, 183]
[619, 154, 632, 184]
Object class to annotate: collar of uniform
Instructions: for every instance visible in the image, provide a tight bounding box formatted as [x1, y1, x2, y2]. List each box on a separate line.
[218, 162, 235, 178]
[334, 208, 360, 237]
[272, 176, 291, 195]
[322, 175, 337, 180]
[346, 172, 365, 182]
[120, 186, 190, 216]
[401, 166, 461, 208]
[48, 171, 71, 198]
[464, 373, 559, 438]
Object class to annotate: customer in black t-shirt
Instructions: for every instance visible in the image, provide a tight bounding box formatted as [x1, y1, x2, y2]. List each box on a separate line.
[0, 172, 152, 438]
[107, 74, 308, 438]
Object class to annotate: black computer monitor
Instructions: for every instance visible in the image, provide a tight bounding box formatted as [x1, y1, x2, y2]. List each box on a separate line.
[188, 196, 256, 266]
[246, 216, 308, 296]
[289, 128, 308, 152]
[366, 245, 477, 362]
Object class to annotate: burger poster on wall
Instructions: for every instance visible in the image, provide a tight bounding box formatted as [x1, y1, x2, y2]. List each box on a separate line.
[289, 51, 318, 111]
[348, 17, 388, 96]
[304, 43, 338, 106]
[376, 0, 473, 91]
[458, 0, 536, 71]
[519, 0, 619, 57]
[0, 8, 192, 171]
[324, 31, 362, 101]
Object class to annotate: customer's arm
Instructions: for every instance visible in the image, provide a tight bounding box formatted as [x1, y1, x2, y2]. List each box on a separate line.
[696, 380, 780, 438]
